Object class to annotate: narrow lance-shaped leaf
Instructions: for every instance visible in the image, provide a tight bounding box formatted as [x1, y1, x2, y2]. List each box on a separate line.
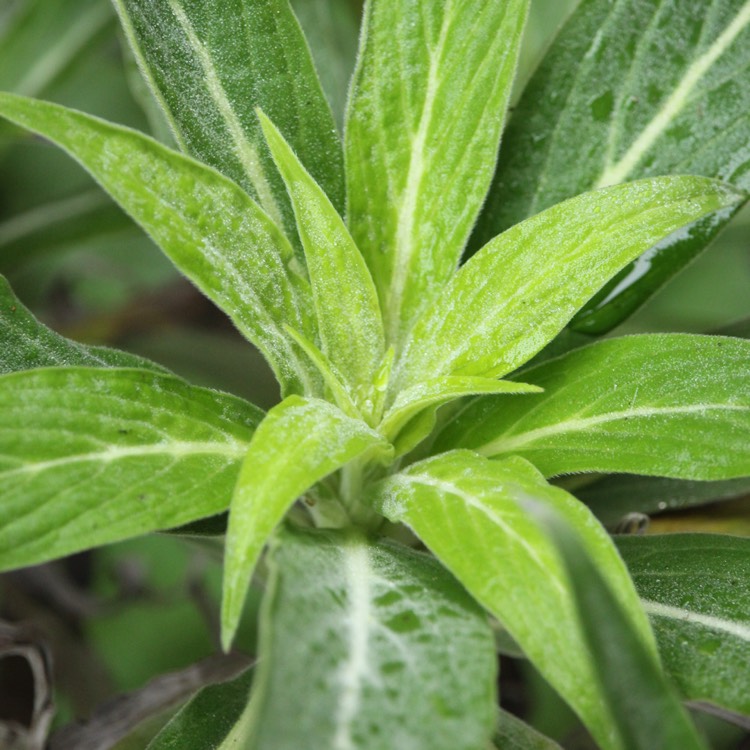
[113, 0, 344, 249]
[367, 451, 655, 750]
[0, 274, 166, 374]
[475, 0, 750, 331]
[394, 176, 745, 391]
[380, 376, 541, 456]
[147, 669, 254, 750]
[221, 397, 391, 649]
[259, 111, 385, 410]
[617, 534, 750, 718]
[346, 0, 529, 344]
[244, 525, 496, 750]
[436, 334, 750, 480]
[0, 367, 263, 571]
[527, 504, 707, 750]
[0, 93, 320, 396]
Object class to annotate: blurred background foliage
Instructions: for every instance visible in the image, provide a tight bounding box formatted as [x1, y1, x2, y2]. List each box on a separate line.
[0, 1, 748, 748]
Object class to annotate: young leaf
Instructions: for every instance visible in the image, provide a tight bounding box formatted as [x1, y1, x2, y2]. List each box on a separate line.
[476, 0, 750, 330]
[529, 506, 707, 750]
[221, 397, 391, 649]
[436, 334, 750, 480]
[0, 367, 263, 571]
[617, 534, 750, 717]
[245, 525, 496, 750]
[0, 93, 319, 396]
[367, 451, 655, 750]
[113, 0, 344, 245]
[0, 274, 166, 374]
[259, 112, 385, 406]
[380, 377, 541, 449]
[394, 177, 745, 390]
[147, 669, 254, 750]
[346, 0, 529, 344]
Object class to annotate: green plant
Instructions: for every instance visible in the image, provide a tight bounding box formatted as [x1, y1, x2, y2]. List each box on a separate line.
[1, 0, 749, 748]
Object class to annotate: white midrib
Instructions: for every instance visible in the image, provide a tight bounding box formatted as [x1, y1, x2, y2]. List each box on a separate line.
[595, 0, 750, 188]
[642, 599, 750, 641]
[403, 473, 566, 597]
[387, 5, 453, 344]
[479, 403, 748, 456]
[2, 441, 248, 478]
[333, 541, 373, 750]
[166, 0, 285, 229]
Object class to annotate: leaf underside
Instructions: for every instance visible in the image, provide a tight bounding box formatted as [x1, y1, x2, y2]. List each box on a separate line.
[246, 525, 497, 750]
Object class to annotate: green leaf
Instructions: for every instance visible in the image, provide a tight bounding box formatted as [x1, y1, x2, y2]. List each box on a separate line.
[494, 709, 563, 750]
[367, 451, 654, 750]
[113, 0, 344, 248]
[0, 367, 263, 571]
[380, 376, 541, 454]
[0, 0, 112, 98]
[244, 524, 496, 750]
[259, 112, 385, 409]
[476, 0, 750, 331]
[436, 334, 750, 480]
[0, 274, 166, 374]
[394, 177, 745, 390]
[578, 474, 750, 525]
[0, 92, 319, 396]
[345, 0, 529, 344]
[617, 534, 750, 717]
[147, 669, 254, 750]
[221, 397, 390, 649]
[529, 506, 707, 750]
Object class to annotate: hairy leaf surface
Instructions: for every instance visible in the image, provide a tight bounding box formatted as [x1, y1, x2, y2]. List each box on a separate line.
[346, 0, 529, 344]
[0, 93, 319, 395]
[476, 0, 750, 331]
[0, 367, 262, 571]
[437, 335, 750, 479]
[0, 275, 166, 374]
[533, 508, 706, 750]
[618, 534, 750, 717]
[368, 451, 654, 750]
[246, 525, 496, 750]
[114, 0, 344, 245]
[396, 177, 744, 389]
[221, 397, 390, 648]
[260, 112, 384, 404]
